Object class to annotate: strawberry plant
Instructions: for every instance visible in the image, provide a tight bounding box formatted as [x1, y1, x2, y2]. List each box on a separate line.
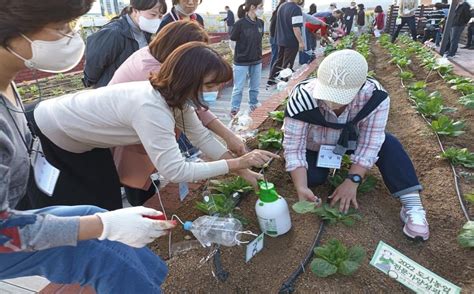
[311, 239, 366, 277]
[440, 147, 474, 169]
[430, 115, 465, 137]
[269, 110, 285, 122]
[258, 128, 283, 150]
[292, 201, 362, 226]
[447, 77, 472, 85]
[409, 89, 430, 102]
[414, 92, 446, 118]
[459, 94, 474, 109]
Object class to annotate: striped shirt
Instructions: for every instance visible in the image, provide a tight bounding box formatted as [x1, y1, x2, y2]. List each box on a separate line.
[283, 78, 390, 171]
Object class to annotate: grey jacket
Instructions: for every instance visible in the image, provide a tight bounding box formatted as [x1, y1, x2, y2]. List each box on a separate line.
[0, 94, 79, 252]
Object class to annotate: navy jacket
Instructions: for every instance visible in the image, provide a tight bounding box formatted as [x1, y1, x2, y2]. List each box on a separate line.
[224, 10, 235, 26]
[83, 16, 151, 88]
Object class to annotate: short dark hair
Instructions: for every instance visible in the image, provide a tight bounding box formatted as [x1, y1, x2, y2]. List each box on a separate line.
[225, 6, 230, 9]
[0, 0, 94, 47]
[120, 0, 167, 16]
[357, 3, 365, 9]
[149, 21, 209, 63]
[150, 42, 233, 110]
[172, 0, 203, 5]
[374, 5, 383, 13]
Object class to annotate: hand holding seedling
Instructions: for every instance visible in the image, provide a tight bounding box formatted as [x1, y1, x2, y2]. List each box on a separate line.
[228, 150, 280, 170]
[235, 169, 263, 190]
[297, 187, 320, 203]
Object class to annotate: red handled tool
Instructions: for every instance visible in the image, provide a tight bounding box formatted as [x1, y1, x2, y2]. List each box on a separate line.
[143, 214, 167, 220]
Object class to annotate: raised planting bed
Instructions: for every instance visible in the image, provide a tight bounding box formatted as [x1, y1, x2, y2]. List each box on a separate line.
[148, 35, 474, 293]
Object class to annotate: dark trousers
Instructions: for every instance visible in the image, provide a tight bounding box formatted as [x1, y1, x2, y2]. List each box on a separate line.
[467, 23, 474, 47]
[447, 25, 466, 56]
[270, 36, 279, 69]
[392, 16, 417, 42]
[422, 28, 439, 43]
[345, 20, 353, 35]
[305, 133, 422, 197]
[29, 114, 123, 210]
[268, 46, 299, 82]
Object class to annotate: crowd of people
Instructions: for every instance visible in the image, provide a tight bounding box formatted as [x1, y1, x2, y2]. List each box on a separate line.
[1, 0, 471, 292]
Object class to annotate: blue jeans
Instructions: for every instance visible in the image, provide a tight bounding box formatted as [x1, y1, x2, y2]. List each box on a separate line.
[392, 16, 417, 42]
[0, 206, 167, 293]
[270, 36, 279, 69]
[305, 133, 422, 197]
[230, 63, 262, 111]
[447, 25, 466, 57]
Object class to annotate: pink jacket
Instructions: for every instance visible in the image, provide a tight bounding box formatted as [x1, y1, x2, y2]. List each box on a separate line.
[110, 47, 218, 190]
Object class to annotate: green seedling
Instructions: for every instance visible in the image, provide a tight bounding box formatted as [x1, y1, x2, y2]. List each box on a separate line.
[292, 202, 362, 227]
[258, 128, 283, 150]
[458, 94, 474, 109]
[430, 115, 465, 137]
[466, 192, 474, 204]
[440, 147, 474, 169]
[311, 239, 366, 277]
[209, 177, 253, 197]
[408, 81, 427, 91]
[458, 221, 474, 248]
[269, 110, 285, 122]
[399, 71, 414, 81]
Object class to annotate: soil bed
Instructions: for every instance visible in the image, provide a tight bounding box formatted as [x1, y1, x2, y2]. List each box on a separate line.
[150, 40, 473, 293]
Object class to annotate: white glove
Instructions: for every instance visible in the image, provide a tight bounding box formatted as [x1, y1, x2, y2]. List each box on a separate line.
[95, 206, 176, 248]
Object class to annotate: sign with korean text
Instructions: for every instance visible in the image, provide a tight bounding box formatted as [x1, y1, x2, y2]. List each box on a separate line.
[370, 241, 461, 294]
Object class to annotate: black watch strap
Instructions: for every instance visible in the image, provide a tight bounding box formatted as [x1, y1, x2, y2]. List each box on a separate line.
[347, 174, 363, 184]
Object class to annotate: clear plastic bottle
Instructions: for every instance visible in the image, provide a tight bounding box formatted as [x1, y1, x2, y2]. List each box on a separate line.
[183, 216, 243, 247]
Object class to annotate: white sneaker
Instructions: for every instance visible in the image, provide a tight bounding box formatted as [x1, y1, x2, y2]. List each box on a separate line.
[400, 207, 430, 241]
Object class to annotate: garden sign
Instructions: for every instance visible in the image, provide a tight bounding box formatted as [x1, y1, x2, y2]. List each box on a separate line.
[370, 241, 461, 294]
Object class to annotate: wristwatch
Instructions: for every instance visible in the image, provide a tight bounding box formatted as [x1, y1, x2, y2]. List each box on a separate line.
[346, 174, 363, 184]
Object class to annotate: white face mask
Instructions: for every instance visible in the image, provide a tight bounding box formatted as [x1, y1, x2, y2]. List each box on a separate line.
[174, 4, 195, 17]
[256, 8, 264, 17]
[139, 15, 162, 33]
[8, 33, 85, 73]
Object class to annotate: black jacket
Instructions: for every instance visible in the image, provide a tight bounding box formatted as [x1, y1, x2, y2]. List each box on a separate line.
[453, 2, 471, 26]
[157, 8, 204, 33]
[224, 10, 235, 26]
[231, 16, 264, 66]
[83, 16, 151, 88]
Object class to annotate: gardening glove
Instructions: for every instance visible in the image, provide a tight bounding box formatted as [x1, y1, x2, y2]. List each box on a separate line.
[95, 206, 176, 248]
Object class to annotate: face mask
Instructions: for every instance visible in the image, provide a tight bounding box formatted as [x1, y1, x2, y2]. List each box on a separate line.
[202, 91, 218, 104]
[8, 33, 85, 73]
[256, 8, 264, 17]
[139, 15, 162, 33]
[174, 4, 195, 17]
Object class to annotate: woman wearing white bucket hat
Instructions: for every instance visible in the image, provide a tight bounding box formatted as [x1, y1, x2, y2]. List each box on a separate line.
[283, 49, 430, 241]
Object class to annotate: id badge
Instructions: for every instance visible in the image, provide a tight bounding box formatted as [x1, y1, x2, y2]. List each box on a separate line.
[316, 145, 342, 169]
[31, 139, 60, 196]
[346, 16, 351, 21]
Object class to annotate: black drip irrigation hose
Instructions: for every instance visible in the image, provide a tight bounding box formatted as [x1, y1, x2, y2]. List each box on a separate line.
[278, 220, 327, 294]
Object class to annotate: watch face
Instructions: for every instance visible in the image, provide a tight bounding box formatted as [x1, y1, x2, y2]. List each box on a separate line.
[353, 175, 362, 182]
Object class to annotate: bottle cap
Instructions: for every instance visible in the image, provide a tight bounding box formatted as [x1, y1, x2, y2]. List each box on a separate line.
[258, 181, 279, 203]
[183, 221, 193, 231]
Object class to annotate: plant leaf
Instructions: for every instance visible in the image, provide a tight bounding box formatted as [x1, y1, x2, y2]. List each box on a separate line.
[311, 258, 338, 277]
[347, 245, 366, 263]
[338, 260, 362, 276]
[292, 201, 318, 214]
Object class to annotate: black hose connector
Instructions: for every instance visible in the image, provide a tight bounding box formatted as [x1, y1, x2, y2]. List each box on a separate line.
[213, 246, 229, 282]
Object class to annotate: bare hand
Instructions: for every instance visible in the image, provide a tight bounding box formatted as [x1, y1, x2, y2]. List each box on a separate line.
[235, 169, 263, 190]
[226, 134, 247, 156]
[329, 180, 359, 213]
[297, 187, 320, 203]
[299, 42, 305, 52]
[237, 149, 280, 170]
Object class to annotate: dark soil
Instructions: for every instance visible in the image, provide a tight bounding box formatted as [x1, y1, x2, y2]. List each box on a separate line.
[149, 40, 474, 293]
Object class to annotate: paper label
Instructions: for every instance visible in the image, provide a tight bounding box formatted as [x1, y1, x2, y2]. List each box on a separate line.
[317, 145, 342, 169]
[257, 216, 278, 235]
[179, 182, 189, 201]
[370, 241, 461, 294]
[245, 233, 264, 263]
[33, 152, 60, 196]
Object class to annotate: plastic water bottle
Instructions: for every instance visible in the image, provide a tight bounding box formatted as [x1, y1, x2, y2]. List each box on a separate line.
[255, 181, 292, 237]
[183, 216, 243, 247]
[228, 110, 257, 139]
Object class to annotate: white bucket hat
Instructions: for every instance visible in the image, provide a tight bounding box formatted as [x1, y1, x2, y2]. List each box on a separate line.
[312, 49, 368, 105]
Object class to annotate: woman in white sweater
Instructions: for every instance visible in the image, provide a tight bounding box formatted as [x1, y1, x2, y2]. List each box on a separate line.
[32, 41, 276, 209]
